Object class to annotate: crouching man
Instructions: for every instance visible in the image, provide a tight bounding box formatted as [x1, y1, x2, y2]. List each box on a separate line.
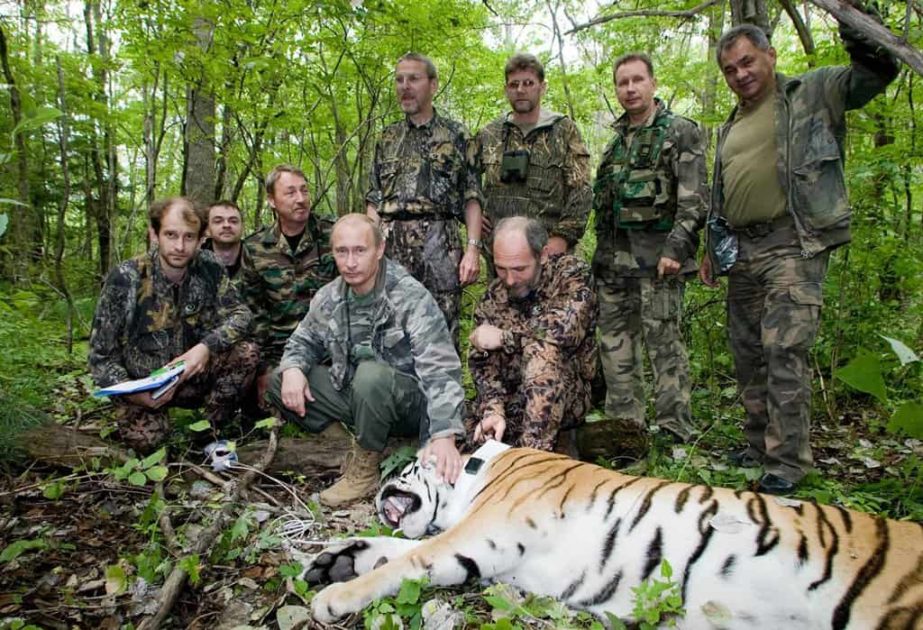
[468, 216, 597, 453]
[89, 197, 259, 452]
[267, 214, 465, 507]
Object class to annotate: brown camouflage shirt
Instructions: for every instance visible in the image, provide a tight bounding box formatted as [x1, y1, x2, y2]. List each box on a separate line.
[89, 248, 253, 387]
[366, 110, 483, 220]
[593, 99, 708, 281]
[240, 214, 337, 366]
[475, 111, 591, 245]
[470, 253, 598, 422]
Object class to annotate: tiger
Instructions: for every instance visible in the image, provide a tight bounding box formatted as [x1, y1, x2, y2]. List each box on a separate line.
[304, 442, 923, 628]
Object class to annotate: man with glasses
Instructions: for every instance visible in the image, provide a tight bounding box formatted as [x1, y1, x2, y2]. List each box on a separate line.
[475, 53, 592, 262]
[366, 52, 484, 346]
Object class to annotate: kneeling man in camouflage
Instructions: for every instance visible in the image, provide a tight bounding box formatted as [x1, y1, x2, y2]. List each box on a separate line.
[266, 214, 465, 507]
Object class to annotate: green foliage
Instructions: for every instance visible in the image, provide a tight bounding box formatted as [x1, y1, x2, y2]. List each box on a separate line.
[380, 445, 418, 480]
[0, 538, 48, 564]
[178, 554, 202, 586]
[362, 577, 429, 630]
[834, 352, 888, 402]
[629, 560, 684, 629]
[834, 336, 923, 438]
[106, 448, 170, 487]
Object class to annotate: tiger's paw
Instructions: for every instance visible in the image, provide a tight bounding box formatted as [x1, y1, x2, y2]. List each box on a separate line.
[303, 540, 371, 585]
[310, 582, 353, 623]
[303, 537, 420, 585]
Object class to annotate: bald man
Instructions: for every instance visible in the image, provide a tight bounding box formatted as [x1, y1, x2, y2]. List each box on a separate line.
[266, 214, 465, 507]
[468, 216, 597, 453]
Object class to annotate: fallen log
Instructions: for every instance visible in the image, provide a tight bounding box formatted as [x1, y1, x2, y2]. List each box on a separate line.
[19, 421, 650, 474]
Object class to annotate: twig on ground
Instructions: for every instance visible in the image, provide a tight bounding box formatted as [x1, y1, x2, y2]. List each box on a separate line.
[137, 428, 279, 630]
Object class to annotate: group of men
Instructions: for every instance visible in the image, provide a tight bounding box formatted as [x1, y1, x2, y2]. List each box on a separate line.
[90, 9, 898, 502]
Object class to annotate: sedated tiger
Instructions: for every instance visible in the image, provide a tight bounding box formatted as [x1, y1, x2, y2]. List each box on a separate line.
[304, 443, 923, 628]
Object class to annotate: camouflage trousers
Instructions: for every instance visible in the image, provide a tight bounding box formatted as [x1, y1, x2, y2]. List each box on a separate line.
[114, 340, 260, 453]
[382, 217, 462, 345]
[598, 276, 694, 441]
[266, 361, 426, 452]
[728, 225, 829, 484]
[468, 339, 592, 452]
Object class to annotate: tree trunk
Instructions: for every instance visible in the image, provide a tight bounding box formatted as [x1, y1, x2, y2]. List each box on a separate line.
[0, 21, 34, 280]
[182, 16, 217, 207]
[729, 0, 770, 31]
[55, 57, 77, 354]
[84, 0, 112, 278]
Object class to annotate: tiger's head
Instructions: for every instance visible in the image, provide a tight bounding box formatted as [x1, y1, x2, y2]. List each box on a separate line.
[375, 457, 455, 539]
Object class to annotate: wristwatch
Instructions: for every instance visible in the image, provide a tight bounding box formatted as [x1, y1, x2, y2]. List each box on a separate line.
[467, 238, 482, 249]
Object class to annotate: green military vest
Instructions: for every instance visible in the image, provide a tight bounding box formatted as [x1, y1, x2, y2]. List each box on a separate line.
[594, 110, 674, 232]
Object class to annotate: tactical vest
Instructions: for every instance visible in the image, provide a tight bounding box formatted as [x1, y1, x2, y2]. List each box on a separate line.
[594, 111, 674, 232]
[482, 117, 568, 228]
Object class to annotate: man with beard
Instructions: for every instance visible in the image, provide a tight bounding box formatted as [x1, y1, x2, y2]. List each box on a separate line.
[202, 200, 244, 286]
[366, 52, 483, 346]
[475, 53, 591, 264]
[89, 197, 258, 452]
[241, 165, 337, 410]
[267, 214, 465, 507]
[468, 216, 597, 453]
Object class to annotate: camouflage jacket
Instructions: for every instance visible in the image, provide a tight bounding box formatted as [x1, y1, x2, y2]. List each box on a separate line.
[475, 111, 591, 245]
[89, 248, 253, 387]
[592, 100, 707, 280]
[278, 259, 465, 441]
[708, 33, 899, 273]
[240, 215, 337, 365]
[201, 238, 243, 287]
[366, 110, 483, 220]
[469, 253, 597, 421]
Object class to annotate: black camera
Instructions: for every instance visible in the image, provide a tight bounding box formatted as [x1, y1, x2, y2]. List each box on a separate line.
[500, 149, 530, 183]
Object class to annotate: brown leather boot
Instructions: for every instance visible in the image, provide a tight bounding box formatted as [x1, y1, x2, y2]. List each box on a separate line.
[319, 442, 383, 508]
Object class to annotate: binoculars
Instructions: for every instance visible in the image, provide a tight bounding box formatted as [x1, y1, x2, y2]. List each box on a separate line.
[500, 149, 530, 184]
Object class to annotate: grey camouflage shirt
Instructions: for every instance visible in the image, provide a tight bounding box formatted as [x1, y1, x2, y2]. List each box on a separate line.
[278, 259, 465, 441]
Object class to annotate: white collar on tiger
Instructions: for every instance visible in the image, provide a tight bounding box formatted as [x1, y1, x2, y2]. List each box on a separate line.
[452, 439, 510, 497]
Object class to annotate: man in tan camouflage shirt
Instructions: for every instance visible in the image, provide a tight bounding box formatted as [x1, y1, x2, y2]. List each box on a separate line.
[468, 217, 597, 453]
[475, 53, 591, 263]
[366, 53, 483, 346]
[89, 197, 258, 452]
[593, 53, 707, 444]
[241, 165, 337, 409]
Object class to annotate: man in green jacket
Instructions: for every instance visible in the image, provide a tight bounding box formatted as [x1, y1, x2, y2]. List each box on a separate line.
[593, 53, 707, 443]
[240, 165, 337, 410]
[701, 13, 899, 494]
[266, 214, 465, 507]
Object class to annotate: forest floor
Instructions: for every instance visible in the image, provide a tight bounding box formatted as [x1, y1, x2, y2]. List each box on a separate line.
[1, 376, 921, 630]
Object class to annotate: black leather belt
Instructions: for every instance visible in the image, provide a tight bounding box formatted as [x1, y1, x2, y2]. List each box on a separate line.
[731, 214, 793, 239]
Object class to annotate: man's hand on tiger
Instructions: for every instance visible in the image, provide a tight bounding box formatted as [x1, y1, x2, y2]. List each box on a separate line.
[474, 414, 506, 444]
[420, 436, 462, 484]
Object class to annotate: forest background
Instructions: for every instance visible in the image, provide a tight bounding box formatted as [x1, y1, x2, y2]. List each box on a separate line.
[1, 0, 923, 503]
[0, 0, 923, 626]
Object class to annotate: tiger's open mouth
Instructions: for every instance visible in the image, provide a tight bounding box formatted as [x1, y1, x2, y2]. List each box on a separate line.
[378, 488, 421, 528]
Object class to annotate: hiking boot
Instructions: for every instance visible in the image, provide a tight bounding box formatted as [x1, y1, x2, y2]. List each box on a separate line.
[319, 442, 383, 508]
[757, 472, 797, 495]
[729, 449, 762, 468]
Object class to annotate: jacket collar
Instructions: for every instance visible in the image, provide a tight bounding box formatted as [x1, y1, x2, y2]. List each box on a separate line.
[613, 97, 666, 132]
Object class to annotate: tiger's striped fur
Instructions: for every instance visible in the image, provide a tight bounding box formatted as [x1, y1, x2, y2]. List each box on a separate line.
[307, 448, 923, 628]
